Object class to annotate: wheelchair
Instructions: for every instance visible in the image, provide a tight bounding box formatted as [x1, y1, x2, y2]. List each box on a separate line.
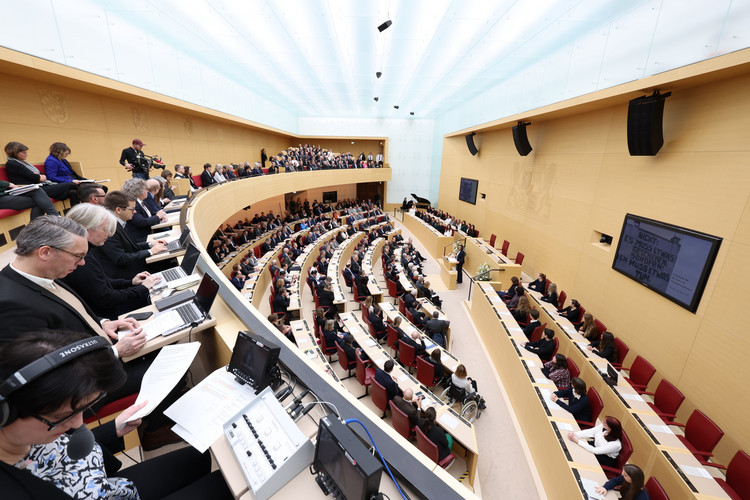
[439, 383, 485, 423]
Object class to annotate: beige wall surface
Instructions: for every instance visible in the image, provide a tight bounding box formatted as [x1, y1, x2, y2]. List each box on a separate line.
[439, 61, 750, 465]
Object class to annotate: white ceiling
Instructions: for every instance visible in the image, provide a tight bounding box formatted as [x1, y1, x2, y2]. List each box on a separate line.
[2, 0, 748, 121]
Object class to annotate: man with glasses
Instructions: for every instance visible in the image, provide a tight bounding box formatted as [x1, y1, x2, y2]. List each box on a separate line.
[92, 190, 167, 280]
[62, 203, 161, 320]
[77, 182, 107, 205]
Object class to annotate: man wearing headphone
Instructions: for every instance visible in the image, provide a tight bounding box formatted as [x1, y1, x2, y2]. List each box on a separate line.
[0, 330, 232, 499]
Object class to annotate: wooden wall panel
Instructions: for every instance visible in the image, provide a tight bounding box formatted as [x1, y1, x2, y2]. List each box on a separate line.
[439, 64, 750, 464]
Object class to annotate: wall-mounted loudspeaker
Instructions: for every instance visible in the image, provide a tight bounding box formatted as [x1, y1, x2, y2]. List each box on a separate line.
[465, 132, 479, 156]
[627, 90, 671, 156]
[512, 121, 532, 156]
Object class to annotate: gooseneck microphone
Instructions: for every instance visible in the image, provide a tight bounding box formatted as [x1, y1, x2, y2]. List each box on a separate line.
[65, 425, 96, 460]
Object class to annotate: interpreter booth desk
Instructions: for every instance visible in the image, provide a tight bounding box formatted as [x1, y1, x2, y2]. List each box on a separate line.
[178, 171, 478, 498]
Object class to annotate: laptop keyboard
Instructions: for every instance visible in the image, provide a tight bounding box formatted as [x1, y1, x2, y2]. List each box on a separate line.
[162, 268, 184, 282]
[166, 240, 181, 251]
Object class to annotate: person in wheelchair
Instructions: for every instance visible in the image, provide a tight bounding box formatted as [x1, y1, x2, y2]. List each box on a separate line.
[451, 364, 487, 410]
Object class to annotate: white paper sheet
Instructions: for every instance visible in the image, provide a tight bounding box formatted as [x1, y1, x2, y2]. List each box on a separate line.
[681, 465, 712, 478]
[127, 342, 201, 421]
[647, 424, 674, 434]
[439, 413, 459, 430]
[581, 477, 605, 499]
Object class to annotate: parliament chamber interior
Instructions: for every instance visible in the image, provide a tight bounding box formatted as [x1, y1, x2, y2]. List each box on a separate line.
[0, 2, 749, 499]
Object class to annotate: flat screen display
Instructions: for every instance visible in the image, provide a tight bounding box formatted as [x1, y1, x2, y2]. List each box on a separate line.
[459, 177, 478, 205]
[316, 422, 368, 500]
[612, 214, 721, 313]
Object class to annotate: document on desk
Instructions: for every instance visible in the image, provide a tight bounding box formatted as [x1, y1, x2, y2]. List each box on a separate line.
[581, 477, 605, 499]
[126, 342, 201, 422]
[165, 367, 260, 453]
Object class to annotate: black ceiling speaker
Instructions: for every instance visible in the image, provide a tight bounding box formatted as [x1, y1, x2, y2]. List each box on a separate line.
[512, 121, 532, 156]
[378, 20, 392, 32]
[465, 132, 479, 156]
[376, 71, 382, 78]
[627, 90, 671, 156]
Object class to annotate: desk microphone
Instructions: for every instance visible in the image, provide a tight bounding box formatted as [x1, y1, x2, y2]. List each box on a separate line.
[66, 425, 96, 460]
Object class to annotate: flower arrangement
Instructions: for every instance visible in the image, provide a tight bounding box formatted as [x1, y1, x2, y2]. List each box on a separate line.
[452, 241, 461, 254]
[476, 262, 491, 281]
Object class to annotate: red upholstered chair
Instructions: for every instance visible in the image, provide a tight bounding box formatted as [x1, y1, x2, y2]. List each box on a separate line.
[552, 337, 559, 356]
[612, 338, 629, 369]
[389, 400, 416, 441]
[645, 476, 670, 500]
[416, 356, 440, 387]
[84, 393, 141, 450]
[398, 340, 417, 373]
[624, 356, 656, 394]
[544, 279, 551, 294]
[489, 234, 497, 248]
[643, 379, 685, 424]
[601, 428, 632, 479]
[577, 387, 603, 429]
[386, 278, 404, 302]
[500, 240, 510, 256]
[386, 324, 400, 353]
[355, 351, 376, 399]
[254, 245, 261, 258]
[514, 252, 525, 266]
[361, 306, 370, 324]
[192, 174, 203, 188]
[371, 378, 390, 418]
[670, 410, 725, 469]
[341, 269, 353, 292]
[416, 426, 456, 470]
[567, 357, 580, 380]
[715, 450, 750, 499]
[557, 290, 567, 311]
[335, 342, 355, 378]
[268, 295, 287, 322]
[530, 323, 546, 342]
[398, 296, 406, 314]
[593, 319, 606, 339]
[317, 331, 337, 362]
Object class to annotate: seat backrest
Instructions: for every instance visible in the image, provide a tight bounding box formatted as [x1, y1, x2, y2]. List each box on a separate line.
[567, 357, 580, 379]
[416, 356, 436, 386]
[726, 450, 750, 499]
[342, 269, 352, 287]
[501, 240, 510, 256]
[355, 352, 369, 387]
[254, 245, 261, 258]
[630, 356, 656, 388]
[318, 331, 336, 355]
[386, 324, 399, 350]
[389, 401, 413, 440]
[594, 319, 606, 337]
[0, 167, 9, 182]
[449, 384, 468, 403]
[552, 337, 559, 356]
[685, 410, 724, 456]
[415, 426, 439, 464]
[544, 278, 551, 294]
[514, 252, 525, 265]
[557, 290, 567, 310]
[614, 429, 633, 473]
[530, 323, 546, 342]
[614, 337, 629, 366]
[192, 174, 203, 188]
[653, 379, 685, 418]
[371, 378, 389, 412]
[588, 387, 603, 423]
[489, 234, 497, 247]
[336, 342, 353, 371]
[386, 278, 398, 297]
[398, 340, 416, 367]
[398, 297, 406, 314]
[644, 477, 670, 500]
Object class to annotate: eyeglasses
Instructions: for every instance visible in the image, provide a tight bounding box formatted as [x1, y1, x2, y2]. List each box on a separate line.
[118, 206, 136, 212]
[33, 392, 108, 431]
[49, 246, 87, 263]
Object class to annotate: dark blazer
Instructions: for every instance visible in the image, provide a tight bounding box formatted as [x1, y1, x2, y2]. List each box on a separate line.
[528, 278, 545, 293]
[200, 169, 216, 186]
[404, 292, 417, 308]
[541, 291, 558, 305]
[319, 289, 335, 309]
[523, 320, 541, 340]
[375, 368, 402, 402]
[44, 155, 85, 183]
[93, 223, 152, 280]
[400, 334, 426, 357]
[419, 421, 451, 461]
[61, 244, 149, 320]
[369, 311, 387, 334]
[272, 293, 289, 314]
[143, 193, 161, 215]
[126, 201, 161, 243]
[391, 395, 420, 427]
[553, 387, 591, 422]
[524, 338, 555, 362]
[425, 318, 449, 334]
[0, 265, 103, 344]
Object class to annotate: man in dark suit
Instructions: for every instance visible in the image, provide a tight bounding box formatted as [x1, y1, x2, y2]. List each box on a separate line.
[342, 263, 356, 288]
[455, 244, 465, 284]
[93, 191, 168, 280]
[374, 360, 403, 405]
[368, 305, 388, 341]
[523, 309, 542, 340]
[400, 330, 427, 358]
[391, 388, 423, 428]
[425, 311, 450, 347]
[523, 328, 556, 362]
[200, 163, 216, 187]
[272, 288, 290, 317]
[404, 289, 418, 309]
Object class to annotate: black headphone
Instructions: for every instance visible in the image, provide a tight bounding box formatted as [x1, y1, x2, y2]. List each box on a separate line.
[0, 336, 111, 428]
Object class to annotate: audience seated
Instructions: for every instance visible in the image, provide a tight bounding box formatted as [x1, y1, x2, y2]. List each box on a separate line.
[523, 328, 556, 363]
[551, 377, 591, 422]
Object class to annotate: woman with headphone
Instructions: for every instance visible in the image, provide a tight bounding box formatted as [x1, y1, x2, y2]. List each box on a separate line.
[0, 330, 233, 500]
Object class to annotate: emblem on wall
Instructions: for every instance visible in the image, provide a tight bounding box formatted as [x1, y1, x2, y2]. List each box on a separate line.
[184, 117, 194, 136]
[131, 107, 148, 132]
[507, 161, 556, 221]
[38, 89, 69, 124]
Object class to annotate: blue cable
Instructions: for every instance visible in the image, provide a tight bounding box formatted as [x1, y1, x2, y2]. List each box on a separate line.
[344, 418, 408, 500]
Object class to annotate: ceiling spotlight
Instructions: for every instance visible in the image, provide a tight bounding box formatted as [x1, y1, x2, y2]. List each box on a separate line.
[410, 112, 414, 116]
[374, 97, 379, 102]
[376, 71, 382, 78]
[394, 105, 399, 109]
[377, 20, 392, 32]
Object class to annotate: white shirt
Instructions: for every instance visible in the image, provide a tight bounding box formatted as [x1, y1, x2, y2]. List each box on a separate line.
[573, 423, 622, 458]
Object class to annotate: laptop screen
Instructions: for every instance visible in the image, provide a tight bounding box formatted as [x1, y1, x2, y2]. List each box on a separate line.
[180, 243, 201, 274]
[177, 228, 191, 247]
[194, 274, 219, 315]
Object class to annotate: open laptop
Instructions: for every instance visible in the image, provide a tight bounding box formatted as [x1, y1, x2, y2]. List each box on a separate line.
[165, 227, 191, 252]
[141, 274, 219, 340]
[152, 242, 201, 289]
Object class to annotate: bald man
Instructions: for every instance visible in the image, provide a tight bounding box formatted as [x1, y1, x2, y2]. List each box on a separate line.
[391, 387, 423, 427]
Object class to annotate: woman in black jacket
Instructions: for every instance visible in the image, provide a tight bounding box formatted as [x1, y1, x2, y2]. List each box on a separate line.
[4, 142, 76, 204]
